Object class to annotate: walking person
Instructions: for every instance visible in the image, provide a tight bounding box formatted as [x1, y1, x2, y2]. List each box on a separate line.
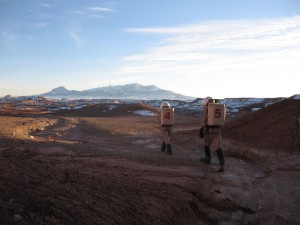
[199, 97, 226, 172]
[158, 102, 174, 155]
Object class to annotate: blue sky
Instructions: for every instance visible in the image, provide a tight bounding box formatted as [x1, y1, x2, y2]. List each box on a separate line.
[0, 0, 299, 98]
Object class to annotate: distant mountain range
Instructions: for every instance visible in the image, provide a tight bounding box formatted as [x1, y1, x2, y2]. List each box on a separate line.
[40, 83, 194, 100]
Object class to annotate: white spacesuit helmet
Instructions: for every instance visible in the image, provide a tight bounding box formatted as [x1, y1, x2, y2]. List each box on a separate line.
[160, 101, 171, 109]
[202, 96, 212, 106]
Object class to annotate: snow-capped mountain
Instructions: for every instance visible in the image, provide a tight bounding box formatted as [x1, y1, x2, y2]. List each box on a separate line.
[41, 83, 194, 100]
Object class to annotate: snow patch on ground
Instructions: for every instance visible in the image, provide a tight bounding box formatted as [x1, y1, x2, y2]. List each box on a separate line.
[132, 137, 160, 149]
[103, 104, 116, 112]
[228, 108, 239, 113]
[107, 105, 116, 110]
[73, 105, 86, 110]
[133, 110, 156, 116]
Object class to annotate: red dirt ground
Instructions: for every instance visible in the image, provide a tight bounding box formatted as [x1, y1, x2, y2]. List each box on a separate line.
[222, 99, 300, 154]
[0, 101, 299, 225]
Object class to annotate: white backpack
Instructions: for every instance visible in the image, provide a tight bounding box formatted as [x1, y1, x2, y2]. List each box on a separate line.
[160, 107, 174, 126]
[207, 99, 226, 126]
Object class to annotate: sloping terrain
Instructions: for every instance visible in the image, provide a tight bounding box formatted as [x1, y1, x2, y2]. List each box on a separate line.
[0, 100, 299, 225]
[222, 99, 300, 154]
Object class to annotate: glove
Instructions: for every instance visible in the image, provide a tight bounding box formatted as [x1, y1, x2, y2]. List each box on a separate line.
[199, 128, 204, 139]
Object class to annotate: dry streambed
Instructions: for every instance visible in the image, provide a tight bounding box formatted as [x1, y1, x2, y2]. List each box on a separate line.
[0, 116, 57, 139]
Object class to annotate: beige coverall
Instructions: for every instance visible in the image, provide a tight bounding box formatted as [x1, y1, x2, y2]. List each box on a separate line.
[201, 105, 221, 151]
[159, 110, 172, 145]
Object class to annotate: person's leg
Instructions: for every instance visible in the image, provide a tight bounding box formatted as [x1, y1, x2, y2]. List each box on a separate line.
[201, 145, 211, 164]
[166, 143, 172, 155]
[201, 133, 212, 164]
[216, 148, 225, 172]
[161, 142, 166, 152]
[211, 133, 225, 172]
[166, 127, 172, 155]
[161, 127, 170, 144]
[161, 127, 172, 154]
[216, 149, 225, 165]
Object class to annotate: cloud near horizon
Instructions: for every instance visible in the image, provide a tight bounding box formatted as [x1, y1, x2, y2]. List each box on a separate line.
[119, 16, 300, 72]
[122, 16, 300, 63]
[89, 76, 141, 88]
[39, 3, 53, 8]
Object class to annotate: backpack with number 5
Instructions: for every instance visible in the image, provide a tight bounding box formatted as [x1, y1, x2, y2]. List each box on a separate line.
[161, 107, 174, 127]
[207, 99, 226, 126]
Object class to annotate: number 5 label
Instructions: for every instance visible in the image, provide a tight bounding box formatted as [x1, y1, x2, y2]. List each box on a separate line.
[215, 109, 221, 118]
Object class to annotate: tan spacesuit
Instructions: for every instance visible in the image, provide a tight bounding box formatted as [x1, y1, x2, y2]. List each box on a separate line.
[159, 102, 174, 155]
[199, 97, 226, 172]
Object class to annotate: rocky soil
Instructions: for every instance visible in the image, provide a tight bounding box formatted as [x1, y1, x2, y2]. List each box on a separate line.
[0, 101, 299, 225]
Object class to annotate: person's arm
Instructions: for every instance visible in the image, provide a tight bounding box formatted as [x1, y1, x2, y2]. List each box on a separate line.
[199, 106, 208, 138]
[200, 106, 208, 128]
[158, 110, 161, 122]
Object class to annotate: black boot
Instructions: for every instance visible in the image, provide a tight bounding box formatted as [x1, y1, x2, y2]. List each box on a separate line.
[216, 148, 225, 172]
[166, 144, 172, 155]
[200, 146, 211, 164]
[161, 142, 166, 152]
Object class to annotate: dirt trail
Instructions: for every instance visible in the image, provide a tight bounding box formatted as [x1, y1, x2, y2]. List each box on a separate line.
[0, 139, 263, 225]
